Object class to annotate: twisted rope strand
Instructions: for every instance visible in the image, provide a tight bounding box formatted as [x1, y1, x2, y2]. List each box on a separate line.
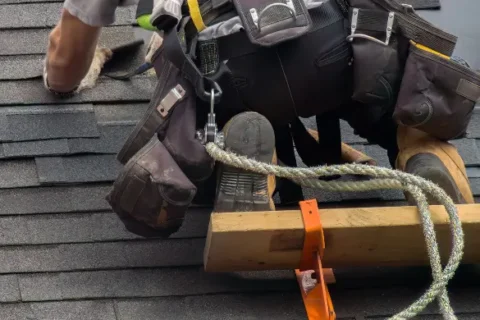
[205, 142, 464, 320]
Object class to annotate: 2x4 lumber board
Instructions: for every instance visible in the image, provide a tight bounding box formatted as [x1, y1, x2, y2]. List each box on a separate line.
[204, 204, 480, 272]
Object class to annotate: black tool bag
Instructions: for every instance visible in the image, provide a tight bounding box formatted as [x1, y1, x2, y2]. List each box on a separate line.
[345, 0, 457, 121]
[344, 0, 480, 140]
[106, 137, 197, 238]
[108, 42, 215, 238]
[393, 44, 480, 140]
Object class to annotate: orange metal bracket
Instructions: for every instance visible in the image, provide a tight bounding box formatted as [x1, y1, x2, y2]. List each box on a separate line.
[295, 199, 336, 320]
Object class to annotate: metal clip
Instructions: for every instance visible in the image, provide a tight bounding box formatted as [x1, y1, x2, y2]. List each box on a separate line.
[401, 3, 415, 13]
[347, 8, 395, 47]
[203, 88, 224, 148]
[157, 84, 186, 118]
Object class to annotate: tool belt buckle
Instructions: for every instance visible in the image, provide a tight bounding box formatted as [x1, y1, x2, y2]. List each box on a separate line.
[347, 8, 395, 47]
[200, 85, 224, 148]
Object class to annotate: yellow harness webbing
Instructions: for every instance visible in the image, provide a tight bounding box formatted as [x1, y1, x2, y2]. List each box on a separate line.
[187, 0, 206, 31]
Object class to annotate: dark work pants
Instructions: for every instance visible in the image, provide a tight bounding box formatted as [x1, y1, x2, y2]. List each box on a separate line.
[335, 100, 399, 168]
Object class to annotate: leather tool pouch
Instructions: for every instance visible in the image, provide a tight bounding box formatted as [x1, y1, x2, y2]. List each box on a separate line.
[393, 44, 480, 140]
[232, 0, 312, 46]
[347, 7, 408, 118]
[110, 46, 215, 238]
[106, 137, 197, 238]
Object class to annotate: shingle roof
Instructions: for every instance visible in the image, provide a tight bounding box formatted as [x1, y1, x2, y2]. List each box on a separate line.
[0, 0, 479, 319]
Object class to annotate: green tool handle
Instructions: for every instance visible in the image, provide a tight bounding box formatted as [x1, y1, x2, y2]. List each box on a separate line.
[136, 0, 157, 31]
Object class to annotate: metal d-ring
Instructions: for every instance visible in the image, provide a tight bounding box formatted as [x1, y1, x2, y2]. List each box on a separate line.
[250, 0, 297, 30]
[346, 8, 395, 47]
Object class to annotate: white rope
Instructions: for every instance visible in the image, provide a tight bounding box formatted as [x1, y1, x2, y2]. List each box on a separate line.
[205, 142, 464, 320]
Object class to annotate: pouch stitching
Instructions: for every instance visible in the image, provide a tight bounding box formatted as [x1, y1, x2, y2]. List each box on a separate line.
[126, 139, 196, 207]
[136, 163, 196, 207]
[315, 41, 350, 68]
[378, 75, 393, 107]
[408, 100, 433, 128]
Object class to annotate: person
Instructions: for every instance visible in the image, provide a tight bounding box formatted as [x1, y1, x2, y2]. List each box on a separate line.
[43, 0, 140, 96]
[45, 0, 475, 239]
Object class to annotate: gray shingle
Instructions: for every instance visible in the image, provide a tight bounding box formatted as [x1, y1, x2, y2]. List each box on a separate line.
[0, 105, 99, 142]
[0, 159, 39, 188]
[35, 154, 121, 184]
[469, 178, 480, 196]
[0, 0, 60, 3]
[451, 139, 480, 166]
[0, 26, 137, 55]
[94, 103, 149, 124]
[330, 286, 480, 318]
[115, 292, 306, 320]
[19, 268, 296, 301]
[0, 124, 138, 158]
[0, 55, 43, 80]
[0, 239, 204, 273]
[0, 77, 154, 105]
[0, 275, 20, 302]
[0, 301, 116, 320]
[0, 185, 111, 215]
[467, 168, 480, 178]
[2, 139, 69, 158]
[0, 209, 210, 245]
[68, 124, 135, 154]
[466, 108, 480, 138]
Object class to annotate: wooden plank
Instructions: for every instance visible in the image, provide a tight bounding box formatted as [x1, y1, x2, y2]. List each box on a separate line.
[203, 204, 480, 272]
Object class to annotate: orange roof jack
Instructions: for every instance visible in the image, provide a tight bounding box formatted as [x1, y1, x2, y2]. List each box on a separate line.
[296, 199, 336, 320]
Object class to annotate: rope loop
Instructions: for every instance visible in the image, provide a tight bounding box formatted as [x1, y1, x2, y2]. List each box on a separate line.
[205, 142, 464, 320]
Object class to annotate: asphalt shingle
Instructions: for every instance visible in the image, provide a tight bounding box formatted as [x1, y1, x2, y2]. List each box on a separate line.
[466, 108, 480, 138]
[0, 104, 99, 142]
[0, 55, 43, 80]
[0, 0, 60, 3]
[0, 275, 20, 302]
[35, 154, 121, 184]
[0, 239, 204, 273]
[0, 301, 117, 320]
[94, 103, 149, 124]
[115, 292, 306, 320]
[18, 268, 297, 301]
[0, 185, 111, 215]
[0, 159, 39, 188]
[0, 26, 137, 55]
[1, 139, 69, 158]
[0, 77, 154, 105]
[450, 139, 480, 166]
[68, 124, 135, 154]
[0, 209, 210, 245]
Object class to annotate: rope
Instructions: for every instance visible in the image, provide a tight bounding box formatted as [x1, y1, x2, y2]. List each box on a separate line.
[205, 142, 464, 320]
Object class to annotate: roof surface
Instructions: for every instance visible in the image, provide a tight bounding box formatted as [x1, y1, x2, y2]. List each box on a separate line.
[0, 1, 479, 319]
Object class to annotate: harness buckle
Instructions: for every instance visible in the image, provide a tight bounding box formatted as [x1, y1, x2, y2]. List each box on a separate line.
[201, 87, 224, 147]
[347, 8, 395, 46]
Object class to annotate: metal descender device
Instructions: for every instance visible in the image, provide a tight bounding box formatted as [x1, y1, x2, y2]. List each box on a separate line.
[198, 87, 224, 148]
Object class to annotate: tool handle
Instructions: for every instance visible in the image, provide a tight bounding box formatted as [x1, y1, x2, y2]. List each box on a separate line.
[136, 0, 157, 31]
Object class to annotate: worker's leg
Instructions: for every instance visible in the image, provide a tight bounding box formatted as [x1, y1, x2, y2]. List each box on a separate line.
[396, 125, 474, 204]
[338, 101, 474, 204]
[213, 111, 276, 212]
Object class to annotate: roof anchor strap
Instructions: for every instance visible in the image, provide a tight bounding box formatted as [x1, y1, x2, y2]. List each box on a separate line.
[296, 199, 336, 320]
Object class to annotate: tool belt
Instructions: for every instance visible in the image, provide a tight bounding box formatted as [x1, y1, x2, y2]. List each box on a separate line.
[107, 0, 480, 238]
